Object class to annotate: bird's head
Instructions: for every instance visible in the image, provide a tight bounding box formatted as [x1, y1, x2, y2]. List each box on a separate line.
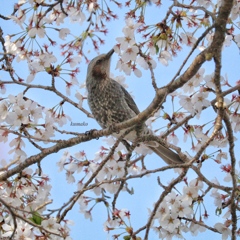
[86, 49, 114, 81]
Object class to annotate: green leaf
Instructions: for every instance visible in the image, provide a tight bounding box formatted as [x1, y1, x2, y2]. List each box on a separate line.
[154, 43, 159, 54]
[29, 211, 43, 225]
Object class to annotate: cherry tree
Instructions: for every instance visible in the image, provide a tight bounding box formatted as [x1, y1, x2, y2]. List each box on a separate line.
[0, 0, 239, 239]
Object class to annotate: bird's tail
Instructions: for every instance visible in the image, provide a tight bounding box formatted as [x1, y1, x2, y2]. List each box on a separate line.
[148, 144, 184, 165]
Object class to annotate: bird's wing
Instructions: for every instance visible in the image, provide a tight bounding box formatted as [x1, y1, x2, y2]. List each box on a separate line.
[118, 83, 140, 115]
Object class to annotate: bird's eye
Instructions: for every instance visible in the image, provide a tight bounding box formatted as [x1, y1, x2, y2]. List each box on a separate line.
[96, 59, 102, 64]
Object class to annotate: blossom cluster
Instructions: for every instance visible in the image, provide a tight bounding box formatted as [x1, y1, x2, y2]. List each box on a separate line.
[0, 92, 74, 163]
[0, 168, 73, 239]
[58, 142, 239, 240]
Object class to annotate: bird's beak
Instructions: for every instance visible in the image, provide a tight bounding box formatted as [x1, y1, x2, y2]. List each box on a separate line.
[105, 49, 114, 59]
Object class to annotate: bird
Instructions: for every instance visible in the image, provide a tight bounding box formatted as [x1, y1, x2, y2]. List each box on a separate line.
[86, 49, 184, 165]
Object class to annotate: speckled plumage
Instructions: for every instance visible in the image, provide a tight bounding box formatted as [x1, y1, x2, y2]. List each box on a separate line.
[86, 49, 184, 165]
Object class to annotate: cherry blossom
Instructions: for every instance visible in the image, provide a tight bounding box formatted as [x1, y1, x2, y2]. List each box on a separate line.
[115, 59, 132, 75]
[14, 221, 33, 240]
[68, 8, 86, 25]
[179, 95, 195, 115]
[28, 26, 46, 38]
[8, 9, 26, 29]
[116, 28, 135, 51]
[136, 55, 157, 70]
[214, 222, 232, 240]
[191, 92, 211, 114]
[180, 32, 197, 47]
[0, 100, 9, 120]
[41, 218, 61, 234]
[2, 222, 15, 238]
[59, 28, 71, 40]
[121, 46, 139, 62]
[158, 50, 172, 66]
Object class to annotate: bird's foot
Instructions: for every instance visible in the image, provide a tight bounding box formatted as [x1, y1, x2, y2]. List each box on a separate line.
[85, 129, 99, 140]
[134, 137, 142, 147]
[121, 139, 131, 151]
[108, 123, 120, 134]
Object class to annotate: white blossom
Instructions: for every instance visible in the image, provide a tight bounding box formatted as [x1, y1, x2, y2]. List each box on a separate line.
[41, 218, 61, 234]
[214, 223, 231, 240]
[59, 28, 70, 40]
[68, 8, 86, 24]
[159, 50, 172, 66]
[121, 46, 139, 62]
